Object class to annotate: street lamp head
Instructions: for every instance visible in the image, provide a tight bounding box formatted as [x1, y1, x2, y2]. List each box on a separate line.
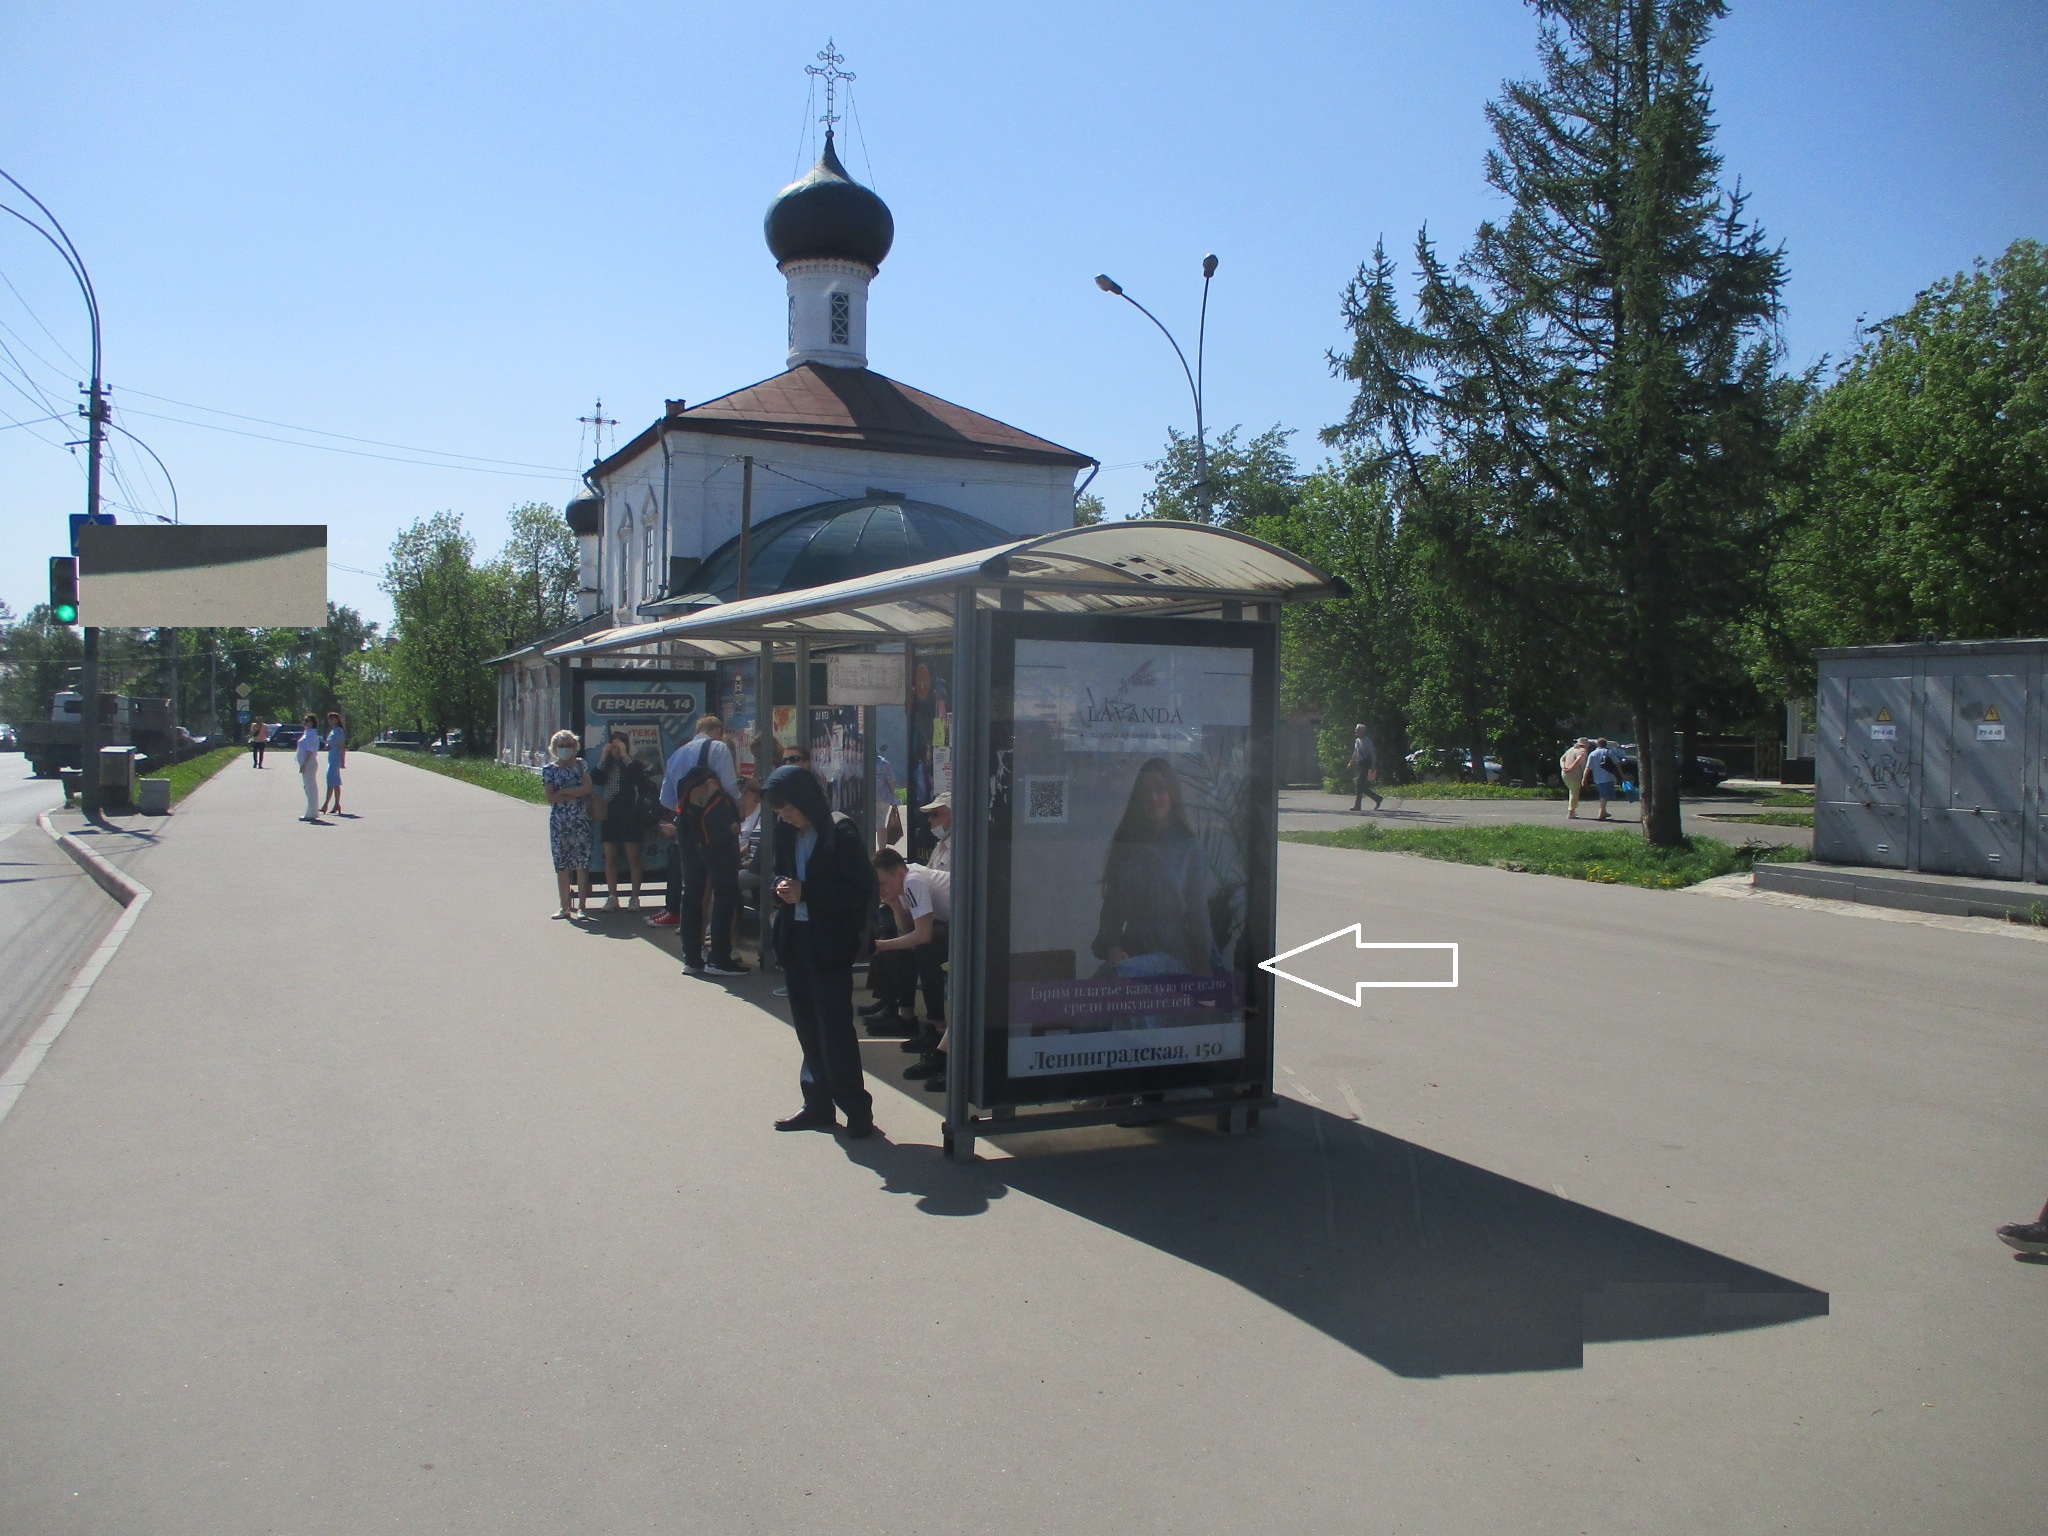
[1094, 273, 1123, 295]
[1202, 253, 1219, 279]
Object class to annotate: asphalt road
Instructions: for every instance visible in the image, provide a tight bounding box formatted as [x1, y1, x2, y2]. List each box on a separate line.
[1279, 784, 1815, 848]
[0, 755, 111, 1066]
[0, 752, 2038, 1534]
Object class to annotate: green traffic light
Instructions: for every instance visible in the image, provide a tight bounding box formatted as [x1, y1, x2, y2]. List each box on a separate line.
[54, 602, 79, 624]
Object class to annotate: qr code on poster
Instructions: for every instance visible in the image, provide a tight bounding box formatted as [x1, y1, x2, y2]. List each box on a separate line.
[1022, 775, 1068, 823]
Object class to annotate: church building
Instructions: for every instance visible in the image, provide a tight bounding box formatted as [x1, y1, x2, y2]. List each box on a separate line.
[495, 109, 1095, 768]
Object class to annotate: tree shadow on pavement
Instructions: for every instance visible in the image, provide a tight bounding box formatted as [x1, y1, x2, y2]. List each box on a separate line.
[842, 1097, 1827, 1378]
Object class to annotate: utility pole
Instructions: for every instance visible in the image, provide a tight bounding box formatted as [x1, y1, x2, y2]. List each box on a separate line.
[79, 379, 105, 817]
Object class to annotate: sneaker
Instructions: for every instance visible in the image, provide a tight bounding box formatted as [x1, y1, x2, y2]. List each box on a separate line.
[903, 1052, 946, 1081]
[704, 961, 749, 977]
[682, 961, 705, 975]
[1997, 1221, 2048, 1255]
[863, 1012, 917, 1038]
[858, 1000, 891, 1018]
[646, 911, 680, 928]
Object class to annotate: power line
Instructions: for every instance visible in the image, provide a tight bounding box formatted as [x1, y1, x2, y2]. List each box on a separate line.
[0, 258, 85, 372]
[119, 387, 578, 472]
[117, 403, 576, 479]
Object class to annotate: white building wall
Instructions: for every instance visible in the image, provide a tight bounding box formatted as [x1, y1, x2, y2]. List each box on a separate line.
[595, 427, 1083, 615]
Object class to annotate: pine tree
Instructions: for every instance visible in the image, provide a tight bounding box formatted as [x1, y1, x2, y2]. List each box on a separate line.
[1328, 0, 1786, 844]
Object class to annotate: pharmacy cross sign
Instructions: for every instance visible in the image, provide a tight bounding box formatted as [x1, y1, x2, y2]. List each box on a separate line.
[807, 39, 855, 133]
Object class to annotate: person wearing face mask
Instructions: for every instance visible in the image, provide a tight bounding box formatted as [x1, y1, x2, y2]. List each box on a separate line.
[542, 729, 596, 919]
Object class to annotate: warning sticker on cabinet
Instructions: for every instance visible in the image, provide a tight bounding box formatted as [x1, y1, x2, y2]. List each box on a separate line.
[1871, 707, 1896, 741]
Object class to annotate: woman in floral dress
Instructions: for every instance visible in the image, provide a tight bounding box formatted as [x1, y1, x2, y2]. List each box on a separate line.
[542, 728, 595, 919]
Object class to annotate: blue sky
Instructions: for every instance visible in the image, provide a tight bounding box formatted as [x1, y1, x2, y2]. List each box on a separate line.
[2, 1, 2043, 631]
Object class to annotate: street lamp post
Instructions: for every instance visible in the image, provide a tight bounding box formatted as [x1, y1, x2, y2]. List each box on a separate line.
[2, 169, 106, 815]
[1095, 254, 1220, 522]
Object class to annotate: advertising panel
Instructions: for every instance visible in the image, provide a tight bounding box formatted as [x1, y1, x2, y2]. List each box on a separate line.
[981, 614, 1275, 1106]
[717, 659, 760, 781]
[575, 670, 714, 872]
[809, 704, 866, 820]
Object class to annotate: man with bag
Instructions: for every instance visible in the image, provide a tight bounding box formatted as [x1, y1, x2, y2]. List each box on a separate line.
[1347, 723, 1383, 813]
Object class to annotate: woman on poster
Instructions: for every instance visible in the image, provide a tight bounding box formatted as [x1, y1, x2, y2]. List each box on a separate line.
[1090, 757, 1222, 984]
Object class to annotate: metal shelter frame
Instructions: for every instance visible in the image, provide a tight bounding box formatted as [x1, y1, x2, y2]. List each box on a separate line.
[546, 522, 1346, 1159]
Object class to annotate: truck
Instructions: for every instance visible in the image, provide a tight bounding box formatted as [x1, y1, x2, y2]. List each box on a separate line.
[20, 690, 187, 780]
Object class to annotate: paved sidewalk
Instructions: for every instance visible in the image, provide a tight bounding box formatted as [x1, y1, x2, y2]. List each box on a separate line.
[1281, 785, 1814, 849]
[0, 750, 2039, 1534]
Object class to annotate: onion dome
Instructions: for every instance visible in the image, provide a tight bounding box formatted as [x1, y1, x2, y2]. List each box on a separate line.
[687, 495, 1002, 602]
[764, 131, 894, 270]
[564, 484, 604, 535]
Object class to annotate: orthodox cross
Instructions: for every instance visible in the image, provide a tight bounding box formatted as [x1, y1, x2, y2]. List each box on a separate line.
[806, 39, 855, 135]
[577, 399, 617, 466]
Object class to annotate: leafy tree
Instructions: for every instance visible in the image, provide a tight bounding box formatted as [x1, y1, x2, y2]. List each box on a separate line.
[0, 604, 83, 724]
[493, 501, 578, 643]
[336, 639, 397, 744]
[1758, 237, 2048, 692]
[1073, 491, 1106, 526]
[384, 511, 505, 751]
[1143, 425, 1302, 528]
[1326, 0, 1787, 844]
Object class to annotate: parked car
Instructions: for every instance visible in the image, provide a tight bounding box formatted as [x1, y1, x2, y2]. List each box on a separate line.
[432, 729, 466, 757]
[372, 729, 429, 751]
[267, 723, 305, 751]
[1403, 746, 1504, 784]
[0, 723, 18, 752]
[1610, 743, 1730, 792]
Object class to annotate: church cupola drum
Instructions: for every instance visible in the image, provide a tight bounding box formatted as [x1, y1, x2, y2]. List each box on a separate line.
[766, 44, 892, 369]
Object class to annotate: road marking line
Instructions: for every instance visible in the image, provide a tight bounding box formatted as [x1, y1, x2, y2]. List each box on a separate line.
[0, 814, 154, 1129]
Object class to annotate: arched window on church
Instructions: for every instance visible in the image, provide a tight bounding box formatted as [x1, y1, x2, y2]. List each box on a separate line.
[616, 515, 632, 612]
[642, 508, 657, 602]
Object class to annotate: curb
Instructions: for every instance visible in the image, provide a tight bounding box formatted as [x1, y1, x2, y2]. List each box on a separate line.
[0, 813, 154, 1129]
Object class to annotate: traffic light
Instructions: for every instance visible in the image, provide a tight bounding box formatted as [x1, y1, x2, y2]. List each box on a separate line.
[49, 556, 79, 625]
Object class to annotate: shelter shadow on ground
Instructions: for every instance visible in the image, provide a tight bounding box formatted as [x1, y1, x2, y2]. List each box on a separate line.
[840, 1098, 1827, 1378]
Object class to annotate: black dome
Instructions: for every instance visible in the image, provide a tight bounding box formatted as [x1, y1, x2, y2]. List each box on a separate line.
[689, 495, 1003, 602]
[564, 485, 604, 535]
[764, 132, 894, 269]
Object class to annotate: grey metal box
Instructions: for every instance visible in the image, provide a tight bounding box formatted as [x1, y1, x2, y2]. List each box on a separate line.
[1814, 639, 2046, 884]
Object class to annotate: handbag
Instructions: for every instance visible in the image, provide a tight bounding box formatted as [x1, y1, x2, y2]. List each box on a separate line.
[1366, 767, 1379, 784]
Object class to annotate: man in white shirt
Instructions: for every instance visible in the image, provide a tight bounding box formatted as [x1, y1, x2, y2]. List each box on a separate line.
[868, 848, 950, 1087]
[293, 712, 323, 822]
[651, 714, 739, 929]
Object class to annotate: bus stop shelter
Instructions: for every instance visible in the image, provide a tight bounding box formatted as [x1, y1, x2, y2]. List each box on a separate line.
[547, 522, 1345, 1159]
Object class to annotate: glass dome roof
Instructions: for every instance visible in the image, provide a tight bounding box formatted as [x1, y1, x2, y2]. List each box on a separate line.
[686, 495, 1007, 603]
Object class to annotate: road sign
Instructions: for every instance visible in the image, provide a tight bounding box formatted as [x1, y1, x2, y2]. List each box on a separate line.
[68, 510, 115, 556]
[235, 682, 252, 698]
[237, 708, 251, 723]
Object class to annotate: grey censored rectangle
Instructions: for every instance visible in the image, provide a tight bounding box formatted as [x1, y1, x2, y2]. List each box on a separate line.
[77, 525, 328, 627]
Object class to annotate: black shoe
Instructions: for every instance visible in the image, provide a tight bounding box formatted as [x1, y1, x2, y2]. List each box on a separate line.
[774, 1109, 838, 1133]
[864, 1013, 917, 1038]
[858, 1000, 890, 1018]
[922, 1075, 946, 1094]
[682, 961, 705, 974]
[838, 1119, 877, 1140]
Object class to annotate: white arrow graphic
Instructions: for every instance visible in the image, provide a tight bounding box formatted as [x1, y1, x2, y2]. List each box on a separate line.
[1258, 925, 1459, 1005]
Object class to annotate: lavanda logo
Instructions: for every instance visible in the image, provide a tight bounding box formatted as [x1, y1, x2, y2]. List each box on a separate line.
[1080, 659, 1183, 727]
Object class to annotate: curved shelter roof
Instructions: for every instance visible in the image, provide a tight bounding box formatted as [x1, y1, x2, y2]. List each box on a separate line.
[684, 495, 1008, 604]
[547, 521, 1347, 662]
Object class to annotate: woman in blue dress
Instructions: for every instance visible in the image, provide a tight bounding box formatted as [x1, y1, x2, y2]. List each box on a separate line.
[542, 729, 595, 919]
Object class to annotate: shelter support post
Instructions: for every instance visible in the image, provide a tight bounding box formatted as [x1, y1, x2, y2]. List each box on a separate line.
[944, 582, 982, 1162]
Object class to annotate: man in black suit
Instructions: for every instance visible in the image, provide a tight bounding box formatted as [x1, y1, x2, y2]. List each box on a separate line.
[761, 763, 878, 1138]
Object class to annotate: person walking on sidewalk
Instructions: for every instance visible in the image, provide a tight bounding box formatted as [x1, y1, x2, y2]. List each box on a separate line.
[294, 713, 323, 822]
[249, 718, 269, 769]
[763, 763, 877, 1139]
[1347, 724, 1383, 812]
[318, 712, 347, 816]
[1560, 737, 1592, 819]
[1586, 737, 1624, 822]
[542, 729, 595, 920]
[650, 715, 738, 931]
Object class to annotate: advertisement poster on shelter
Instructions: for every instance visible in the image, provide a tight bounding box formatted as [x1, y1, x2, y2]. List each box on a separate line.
[992, 629, 1263, 1087]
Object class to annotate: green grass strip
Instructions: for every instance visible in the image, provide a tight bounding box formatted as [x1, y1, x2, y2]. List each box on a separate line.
[1282, 821, 1808, 889]
[1324, 780, 1566, 800]
[1705, 810, 1813, 828]
[1753, 791, 1816, 808]
[157, 745, 243, 804]
[363, 747, 547, 804]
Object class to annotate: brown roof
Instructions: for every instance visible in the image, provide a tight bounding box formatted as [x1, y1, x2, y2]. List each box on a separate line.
[595, 363, 1094, 476]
